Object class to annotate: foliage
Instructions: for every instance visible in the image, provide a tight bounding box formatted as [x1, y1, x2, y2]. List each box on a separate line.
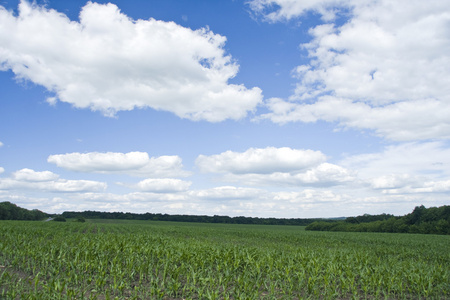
[306, 205, 450, 235]
[53, 216, 66, 222]
[0, 201, 48, 221]
[62, 210, 327, 226]
[1, 220, 449, 299]
[345, 213, 394, 224]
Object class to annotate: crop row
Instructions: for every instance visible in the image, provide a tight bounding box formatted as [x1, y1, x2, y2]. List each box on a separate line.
[1, 220, 449, 299]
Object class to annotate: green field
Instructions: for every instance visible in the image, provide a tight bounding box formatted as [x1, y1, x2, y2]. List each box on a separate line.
[1, 220, 449, 299]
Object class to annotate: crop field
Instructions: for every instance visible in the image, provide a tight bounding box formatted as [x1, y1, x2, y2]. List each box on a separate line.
[0, 220, 449, 299]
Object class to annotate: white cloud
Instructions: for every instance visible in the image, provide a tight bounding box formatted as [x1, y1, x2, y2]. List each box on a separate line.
[263, 97, 450, 141]
[0, 141, 3, 147]
[3, 181, 448, 218]
[0, 1, 262, 121]
[188, 186, 264, 200]
[135, 178, 192, 193]
[53, 188, 405, 218]
[49, 180, 106, 193]
[249, 0, 348, 22]
[48, 151, 191, 178]
[368, 173, 450, 195]
[377, 179, 450, 195]
[196, 147, 326, 174]
[273, 189, 344, 204]
[370, 174, 419, 190]
[295, 162, 355, 185]
[48, 152, 149, 172]
[0, 167, 4, 174]
[252, 0, 450, 141]
[46, 97, 57, 106]
[12, 168, 59, 182]
[421, 180, 450, 193]
[340, 141, 450, 197]
[221, 163, 354, 187]
[0, 168, 106, 192]
[341, 141, 450, 179]
[196, 147, 354, 187]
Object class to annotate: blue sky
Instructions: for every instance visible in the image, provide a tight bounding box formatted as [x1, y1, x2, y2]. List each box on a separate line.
[1, 0, 449, 218]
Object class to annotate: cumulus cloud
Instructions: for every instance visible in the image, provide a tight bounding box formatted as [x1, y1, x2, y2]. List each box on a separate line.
[420, 180, 450, 193]
[188, 186, 264, 200]
[0, 141, 3, 147]
[370, 174, 419, 190]
[273, 189, 344, 204]
[0, 167, 4, 174]
[196, 147, 326, 174]
[0, 168, 106, 192]
[291, 162, 355, 185]
[264, 97, 450, 141]
[251, 0, 450, 141]
[62, 188, 356, 217]
[376, 179, 450, 195]
[249, 0, 348, 22]
[196, 147, 353, 186]
[368, 173, 450, 195]
[221, 163, 354, 187]
[340, 141, 450, 196]
[12, 168, 59, 182]
[134, 178, 192, 193]
[341, 142, 450, 179]
[0, 1, 262, 121]
[47, 151, 191, 177]
[4, 181, 448, 217]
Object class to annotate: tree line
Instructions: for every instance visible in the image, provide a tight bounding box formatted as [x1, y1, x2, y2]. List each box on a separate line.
[306, 205, 450, 235]
[3, 201, 448, 234]
[0, 201, 333, 225]
[61, 210, 328, 226]
[0, 201, 48, 221]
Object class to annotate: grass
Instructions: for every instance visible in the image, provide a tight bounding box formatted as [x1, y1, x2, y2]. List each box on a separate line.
[0, 219, 449, 299]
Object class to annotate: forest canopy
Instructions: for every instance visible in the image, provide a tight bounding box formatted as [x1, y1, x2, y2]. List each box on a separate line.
[0, 202, 48, 221]
[306, 205, 450, 235]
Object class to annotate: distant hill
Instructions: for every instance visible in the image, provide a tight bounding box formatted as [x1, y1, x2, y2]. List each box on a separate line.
[0, 201, 48, 220]
[306, 205, 450, 235]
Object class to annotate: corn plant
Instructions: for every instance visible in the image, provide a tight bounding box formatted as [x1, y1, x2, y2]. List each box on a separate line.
[0, 220, 449, 299]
